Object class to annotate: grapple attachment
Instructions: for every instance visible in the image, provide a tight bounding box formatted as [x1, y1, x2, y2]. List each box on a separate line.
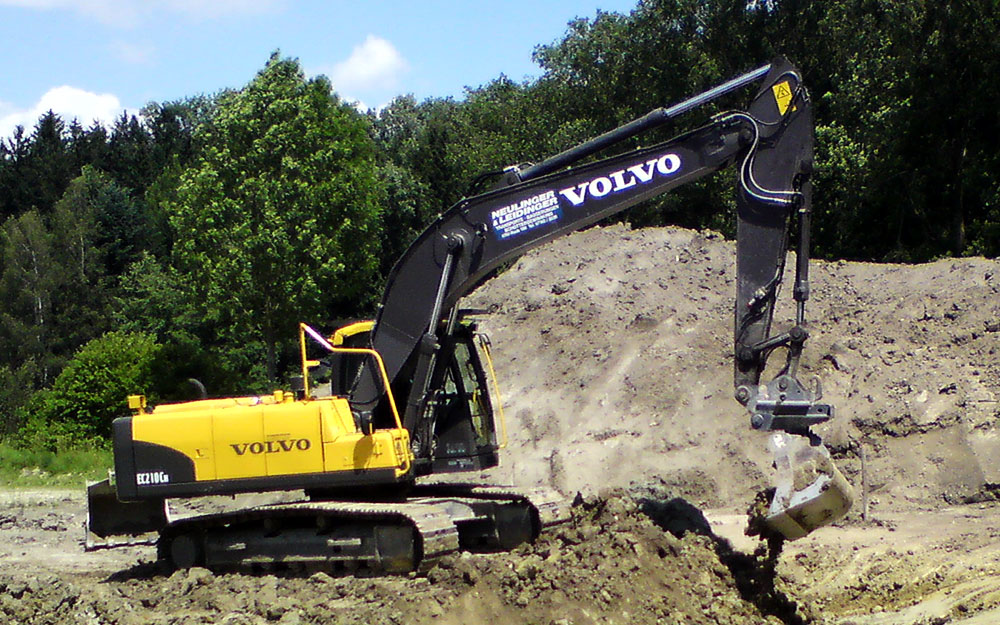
[85, 478, 169, 549]
[764, 433, 853, 540]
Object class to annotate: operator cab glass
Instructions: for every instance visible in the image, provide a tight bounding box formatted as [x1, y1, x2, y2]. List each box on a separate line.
[429, 323, 501, 473]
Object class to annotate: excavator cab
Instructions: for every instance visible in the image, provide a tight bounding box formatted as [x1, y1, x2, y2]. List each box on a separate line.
[326, 321, 377, 397]
[325, 317, 505, 474]
[425, 321, 503, 473]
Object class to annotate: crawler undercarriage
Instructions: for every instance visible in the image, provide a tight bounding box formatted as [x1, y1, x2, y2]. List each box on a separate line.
[90, 483, 569, 573]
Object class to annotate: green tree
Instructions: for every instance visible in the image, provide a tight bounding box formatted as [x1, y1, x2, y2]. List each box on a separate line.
[767, 0, 1000, 260]
[370, 77, 575, 255]
[29, 331, 160, 440]
[168, 53, 382, 381]
[54, 165, 147, 279]
[0, 360, 36, 438]
[67, 120, 109, 174]
[372, 162, 434, 277]
[0, 114, 76, 221]
[25, 111, 75, 215]
[105, 113, 155, 197]
[141, 95, 216, 171]
[0, 167, 143, 392]
[114, 252, 235, 398]
[527, 1, 778, 233]
[0, 210, 59, 385]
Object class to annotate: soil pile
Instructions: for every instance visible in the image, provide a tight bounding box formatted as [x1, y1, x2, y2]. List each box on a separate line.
[0, 493, 806, 625]
[467, 224, 1000, 513]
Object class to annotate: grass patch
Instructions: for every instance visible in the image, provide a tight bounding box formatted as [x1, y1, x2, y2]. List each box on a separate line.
[0, 442, 112, 487]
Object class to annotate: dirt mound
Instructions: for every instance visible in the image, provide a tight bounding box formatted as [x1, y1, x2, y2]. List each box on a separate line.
[467, 224, 1000, 513]
[417, 492, 810, 625]
[0, 493, 811, 625]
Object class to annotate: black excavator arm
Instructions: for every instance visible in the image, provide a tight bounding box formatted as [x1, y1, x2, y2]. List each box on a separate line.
[351, 58, 831, 466]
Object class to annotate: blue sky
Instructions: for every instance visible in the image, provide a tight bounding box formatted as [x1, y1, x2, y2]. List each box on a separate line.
[0, 0, 638, 139]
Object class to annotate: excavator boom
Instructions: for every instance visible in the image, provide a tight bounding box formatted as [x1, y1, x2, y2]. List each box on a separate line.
[355, 59, 833, 446]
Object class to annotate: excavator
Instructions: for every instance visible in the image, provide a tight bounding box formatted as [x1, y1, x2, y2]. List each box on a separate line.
[86, 57, 852, 572]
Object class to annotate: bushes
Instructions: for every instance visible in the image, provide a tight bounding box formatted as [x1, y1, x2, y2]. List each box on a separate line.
[22, 331, 161, 446]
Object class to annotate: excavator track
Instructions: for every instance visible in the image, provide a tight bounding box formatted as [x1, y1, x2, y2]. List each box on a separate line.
[156, 485, 570, 573]
[158, 500, 460, 574]
[413, 483, 571, 539]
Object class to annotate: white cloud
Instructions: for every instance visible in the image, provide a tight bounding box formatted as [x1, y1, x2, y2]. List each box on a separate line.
[0, 0, 285, 27]
[328, 35, 408, 95]
[0, 86, 128, 140]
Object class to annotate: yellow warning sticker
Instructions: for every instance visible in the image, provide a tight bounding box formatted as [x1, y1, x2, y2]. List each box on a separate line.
[772, 81, 793, 115]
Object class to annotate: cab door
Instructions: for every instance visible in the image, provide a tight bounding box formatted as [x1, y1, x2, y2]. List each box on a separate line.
[430, 326, 502, 473]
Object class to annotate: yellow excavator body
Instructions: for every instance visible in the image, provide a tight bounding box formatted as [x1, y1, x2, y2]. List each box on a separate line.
[128, 394, 412, 483]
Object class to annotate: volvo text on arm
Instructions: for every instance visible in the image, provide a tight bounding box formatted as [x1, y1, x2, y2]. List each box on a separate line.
[489, 152, 682, 240]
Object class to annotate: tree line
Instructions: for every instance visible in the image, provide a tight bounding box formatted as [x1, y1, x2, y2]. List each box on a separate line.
[2, 0, 997, 446]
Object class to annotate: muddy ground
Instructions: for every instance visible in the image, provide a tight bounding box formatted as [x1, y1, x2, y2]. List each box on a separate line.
[1, 224, 998, 624]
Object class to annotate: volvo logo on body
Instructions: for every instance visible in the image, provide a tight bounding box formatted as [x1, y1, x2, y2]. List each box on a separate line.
[557, 153, 682, 207]
[231, 438, 312, 456]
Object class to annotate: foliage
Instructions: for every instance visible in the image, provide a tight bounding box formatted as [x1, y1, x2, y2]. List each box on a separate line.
[0, 167, 144, 389]
[0, 209, 59, 385]
[29, 331, 161, 441]
[751, 0, 1000, 260]
[0, 94, 208, 408]
[112, 253, 234, 397]
[0, 361, 37, 438]
[167, 54, 382, 381]
[369, 0, 1000, 260]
